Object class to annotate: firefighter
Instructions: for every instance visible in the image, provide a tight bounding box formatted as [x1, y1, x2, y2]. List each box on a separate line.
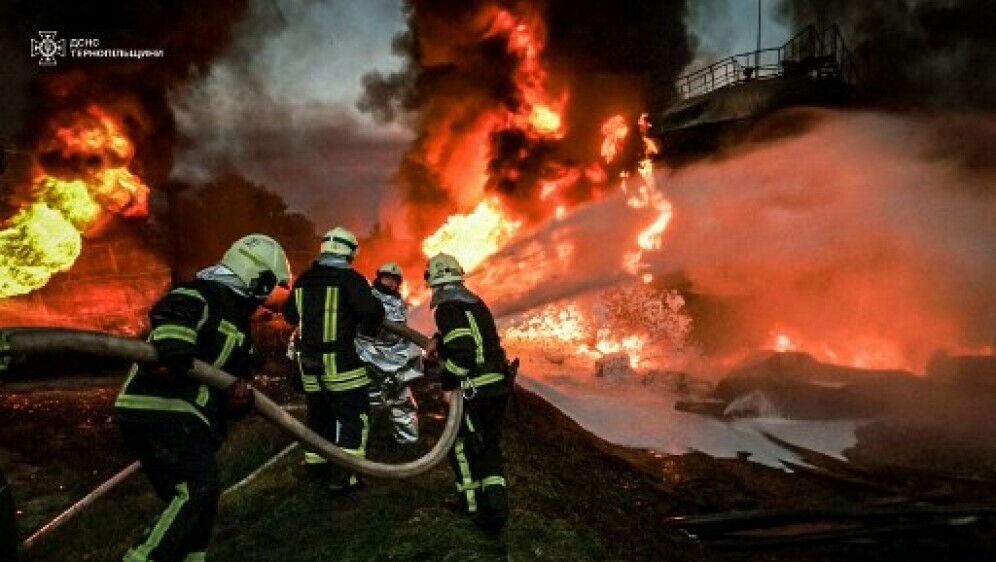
[424, 253, 511, 530]
[355, 262, 422, 446]
[282, 226, 384, 493]
[114, 234, 291, 562]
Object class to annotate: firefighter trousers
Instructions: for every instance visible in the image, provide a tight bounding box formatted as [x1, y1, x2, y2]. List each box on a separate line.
[370, 384, 419, 445]
[303, 388, 370, 488]
[118, 416, 220, 562]
[448, 391, 509, 527]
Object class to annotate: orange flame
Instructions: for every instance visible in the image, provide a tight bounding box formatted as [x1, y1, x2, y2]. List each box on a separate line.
[502, 287, 698, 372]
[421, 198, 521, 273]
[490, 9, 567, 140]
[600, 115, 629, 163]
[766, 328, 917, 372]
[527, 103, 565, 137]
[612, 114, 673, 276]
[0, 105, 150, 298]
[415, 8, 557, 279]
[502, 302, 647, 368]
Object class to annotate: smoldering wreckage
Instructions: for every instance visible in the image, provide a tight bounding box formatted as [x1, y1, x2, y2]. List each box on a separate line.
[1, 0, 995, 560]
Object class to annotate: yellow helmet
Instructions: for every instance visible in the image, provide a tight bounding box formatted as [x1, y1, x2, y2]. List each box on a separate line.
[320, 226, 359, 259]
[220, 234, 291, 299]
[377, 262, 403, 278]
[424, 253, 465, 287]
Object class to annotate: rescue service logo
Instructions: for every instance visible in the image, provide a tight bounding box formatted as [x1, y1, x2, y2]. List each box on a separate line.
[30, 31, 164, 67]
[30, 31, 66, 66]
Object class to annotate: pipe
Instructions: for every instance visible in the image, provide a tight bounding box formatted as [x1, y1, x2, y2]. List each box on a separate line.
[21, 461, 142, 549]
[222, 442, 299, 497]
[0, 328, 462, 480]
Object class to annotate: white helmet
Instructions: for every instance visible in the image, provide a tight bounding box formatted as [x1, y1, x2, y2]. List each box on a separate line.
[377, 262, 403, 279]
[424, 253, 465, 287]
[220, 234, 291, 299]
[320, 226, 359, 260]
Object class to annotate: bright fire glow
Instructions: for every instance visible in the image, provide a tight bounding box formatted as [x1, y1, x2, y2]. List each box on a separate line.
[766, 328, 916, 371]
[0, 104, 150, 298]
[0, 202, 85, 297]
[617, 115, 673, 274]
[772, 331, 798, 353]
[503, 303, 647, 368]
[421, 198, 521, 273]
[502, 287, 698, 372]
[636, 201, 673, 251]
[528, 103, 563, 137]
[600, 115, 629, 163]
[490, 9, 567, 140]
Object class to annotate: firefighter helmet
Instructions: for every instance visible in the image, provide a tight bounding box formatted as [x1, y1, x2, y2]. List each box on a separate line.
[320, 226, 359, 259]
[377, 262, 403, 279]
[220, 234, 291, 299]
[424, 253, 465, 287]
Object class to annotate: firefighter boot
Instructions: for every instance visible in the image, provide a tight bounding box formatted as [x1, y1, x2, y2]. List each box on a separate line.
[328, 466, 365, 497]
[475, 481, 509, 531]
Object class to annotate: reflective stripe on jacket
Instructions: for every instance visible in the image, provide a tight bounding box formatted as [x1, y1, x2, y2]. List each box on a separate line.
[115, 280, 254, 435]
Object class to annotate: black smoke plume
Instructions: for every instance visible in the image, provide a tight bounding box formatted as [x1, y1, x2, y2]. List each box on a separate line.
[358, 0, 693, 266]
[776, 0, 996, 109]
[0, 0, 248, 186]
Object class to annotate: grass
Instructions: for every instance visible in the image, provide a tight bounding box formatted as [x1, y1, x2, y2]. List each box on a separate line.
[9, 378, 994, 561]
[20, 416, 291, 561]
[7, 380, 699, 561]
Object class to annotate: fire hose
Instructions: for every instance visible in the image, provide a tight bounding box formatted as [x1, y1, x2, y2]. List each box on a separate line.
[2, 323, 461, 549]
[0, 323, 461, 480]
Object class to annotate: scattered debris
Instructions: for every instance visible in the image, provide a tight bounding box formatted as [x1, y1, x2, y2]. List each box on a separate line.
[667, 503, 996, 549]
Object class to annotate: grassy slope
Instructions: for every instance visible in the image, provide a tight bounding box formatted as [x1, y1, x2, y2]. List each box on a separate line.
[9, 380, 700, 561]
[7, 380, 996, 561]
[210, 387, 697, 562]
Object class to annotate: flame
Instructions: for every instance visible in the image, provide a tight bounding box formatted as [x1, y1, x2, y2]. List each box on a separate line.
[0, 202, 85, 297]
[0, 104, 150, 298]
[765, 328, 919, 371]
[421, 198, 521, 273]
[502, 302, 647, 368]
[635, 201, 673, 251]
[50, 113, 131, 160]
[527, 103, 564, 137]
[615, 114, 674, 275]
[410, 7, 560, 282]
[772, 331, 798, 353]
[490, 9, 567, 140]
[600, 115, 629, 163]
[502, 287, 698, 372]
[89, 168, 150, 217]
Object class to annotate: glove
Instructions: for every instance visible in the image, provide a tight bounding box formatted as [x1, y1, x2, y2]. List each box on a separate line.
[226, 379, 255, 419]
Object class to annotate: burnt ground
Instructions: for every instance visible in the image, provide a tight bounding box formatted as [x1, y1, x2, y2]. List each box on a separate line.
[2, 368, 995, 560]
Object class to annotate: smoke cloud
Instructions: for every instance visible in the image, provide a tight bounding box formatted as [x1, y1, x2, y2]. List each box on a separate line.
[775, 0, 996, 109]
[682, 0, 794, 74]
[0, 0, 248, 185]
[169, 0, 411, 243]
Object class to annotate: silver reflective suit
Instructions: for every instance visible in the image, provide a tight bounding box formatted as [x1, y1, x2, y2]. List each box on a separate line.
[355, 285, 421, 444]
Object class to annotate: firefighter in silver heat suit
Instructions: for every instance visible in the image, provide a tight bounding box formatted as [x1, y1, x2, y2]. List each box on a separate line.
[354, 262, 421, 444]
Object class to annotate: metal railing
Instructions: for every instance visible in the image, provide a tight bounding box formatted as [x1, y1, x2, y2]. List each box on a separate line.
[674, 24, 858, 101]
